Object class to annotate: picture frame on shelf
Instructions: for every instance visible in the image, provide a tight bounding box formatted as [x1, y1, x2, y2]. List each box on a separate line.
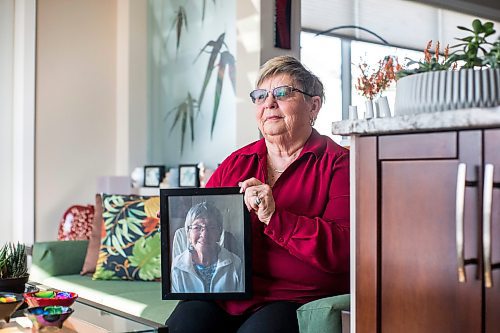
[144, 165, 165, 187]
[178, 164, 200, 188]
[160, 187, 251, 300]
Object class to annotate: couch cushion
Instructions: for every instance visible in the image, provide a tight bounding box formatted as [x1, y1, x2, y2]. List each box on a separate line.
[296, 294, 350, 333]
[38, 274, 178, 324]
[31, 240, 89, 280]
[93, 194, 161, 281]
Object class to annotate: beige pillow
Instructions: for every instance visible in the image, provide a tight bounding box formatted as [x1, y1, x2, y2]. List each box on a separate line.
[80, 194, 103, 275]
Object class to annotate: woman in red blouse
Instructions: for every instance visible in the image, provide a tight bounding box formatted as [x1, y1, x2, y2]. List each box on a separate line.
[167, 56, 350, 333]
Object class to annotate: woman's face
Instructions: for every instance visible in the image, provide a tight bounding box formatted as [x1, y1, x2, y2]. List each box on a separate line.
[255, 74, 320, 141]
[188, 218, 220, 253]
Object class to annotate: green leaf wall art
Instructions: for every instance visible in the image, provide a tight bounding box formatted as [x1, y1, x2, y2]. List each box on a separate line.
[202, 0, 216, 22]
[165, 92, 198, 154]
[195, 33, 236, 138]
[168, 6, 188, 52]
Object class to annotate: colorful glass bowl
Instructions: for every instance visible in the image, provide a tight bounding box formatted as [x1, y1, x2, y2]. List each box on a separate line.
[23, 290, 78, 308]
[25, 305, 74, 329]
[0, 292, 24, 323]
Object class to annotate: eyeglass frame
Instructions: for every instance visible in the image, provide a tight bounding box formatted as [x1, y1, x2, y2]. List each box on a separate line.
[249, 85, 315, 104]
[187, 224, 221, 233]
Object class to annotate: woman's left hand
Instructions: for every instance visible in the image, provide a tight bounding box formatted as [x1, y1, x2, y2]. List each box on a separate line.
[239, 178, 275, 225]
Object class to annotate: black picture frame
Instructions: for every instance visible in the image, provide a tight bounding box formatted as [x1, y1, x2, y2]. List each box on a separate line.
[160, 187, 251, 300]
[144, 165, 165, 187]
[178, 164, 200, 187]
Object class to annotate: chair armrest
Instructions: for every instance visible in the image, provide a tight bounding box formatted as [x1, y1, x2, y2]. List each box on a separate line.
[297, 294, 351, 333]
[31, 241, 89, 280]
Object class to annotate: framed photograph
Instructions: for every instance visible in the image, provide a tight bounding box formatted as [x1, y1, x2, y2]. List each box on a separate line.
[144, 165, 165, 187]
[178, 164, 200, 187]
[160, 187, 251, 300]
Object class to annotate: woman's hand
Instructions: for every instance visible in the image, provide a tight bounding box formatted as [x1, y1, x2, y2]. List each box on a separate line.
[239, 178, 275, 225]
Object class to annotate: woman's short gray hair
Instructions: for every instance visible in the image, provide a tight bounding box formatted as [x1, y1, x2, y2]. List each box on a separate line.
[184, 202, 223, 236]
[256, 55, 325, 104]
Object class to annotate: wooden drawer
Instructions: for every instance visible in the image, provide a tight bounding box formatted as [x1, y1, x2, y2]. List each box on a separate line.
[379, 132, 457, 160]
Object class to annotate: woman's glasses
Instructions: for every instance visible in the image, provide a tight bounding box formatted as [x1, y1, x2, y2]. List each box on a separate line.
[188, 225, 219, 233]
[249, 85, 314, 104]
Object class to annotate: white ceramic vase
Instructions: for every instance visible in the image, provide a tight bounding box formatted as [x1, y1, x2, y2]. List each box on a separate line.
[365, 100, 374, 119]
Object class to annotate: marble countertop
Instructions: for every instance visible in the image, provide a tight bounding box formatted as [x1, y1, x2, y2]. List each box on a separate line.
[332, 107, 500, 135]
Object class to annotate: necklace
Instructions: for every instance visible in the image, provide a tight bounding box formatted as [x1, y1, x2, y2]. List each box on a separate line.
[267, 150, 300, 174]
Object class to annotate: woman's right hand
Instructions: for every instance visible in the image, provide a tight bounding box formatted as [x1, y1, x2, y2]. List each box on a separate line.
[239, 178, 275, 225]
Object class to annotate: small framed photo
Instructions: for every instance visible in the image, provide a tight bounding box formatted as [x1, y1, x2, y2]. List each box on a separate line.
[144, 165, 165, 187]
[160, 187, 251, 300]
[178, 164, 200, 187]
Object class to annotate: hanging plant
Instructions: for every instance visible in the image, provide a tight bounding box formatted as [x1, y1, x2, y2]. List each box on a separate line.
[195, 32, 236, 138]
[165, 92, 199, 154]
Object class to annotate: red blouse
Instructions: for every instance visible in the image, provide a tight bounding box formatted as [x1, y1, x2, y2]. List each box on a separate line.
[206, 129, 350, 315]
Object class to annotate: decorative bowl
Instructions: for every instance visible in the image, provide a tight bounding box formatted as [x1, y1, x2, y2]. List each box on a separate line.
[23, 290, 78, 308]
[0, 292, 24, 323]
[25, 305, 74, 329]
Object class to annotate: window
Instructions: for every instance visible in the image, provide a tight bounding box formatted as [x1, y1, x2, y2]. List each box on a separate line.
[300, 32, 342, 141]
[301, 31, 424, 140]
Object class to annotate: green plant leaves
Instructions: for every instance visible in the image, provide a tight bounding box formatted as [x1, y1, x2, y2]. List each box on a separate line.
[195, 33, 226, 106]
[398, 18, 500, 77]
[195, 33, 235, 138]
[202, 0, 216, 22]
[0, 243, 28, 278]
[165, 92, 198, 154]
[168, 6, 188, 52]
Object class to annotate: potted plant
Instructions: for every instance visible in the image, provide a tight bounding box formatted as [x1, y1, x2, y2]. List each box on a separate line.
[0, 243, 29, 293]
[395, 19, 500, 115]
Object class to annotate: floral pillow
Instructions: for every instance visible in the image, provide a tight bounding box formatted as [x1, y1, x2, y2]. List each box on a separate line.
[92, 194, 161, 281]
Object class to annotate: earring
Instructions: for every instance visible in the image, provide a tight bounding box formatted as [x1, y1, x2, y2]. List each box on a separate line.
[310, 117, 316, 126]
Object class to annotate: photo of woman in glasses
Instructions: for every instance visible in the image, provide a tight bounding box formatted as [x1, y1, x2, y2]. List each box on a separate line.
[170, 202, 243, 293]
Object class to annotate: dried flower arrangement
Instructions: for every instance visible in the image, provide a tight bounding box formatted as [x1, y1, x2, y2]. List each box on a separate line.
[355, 56, 401, 100]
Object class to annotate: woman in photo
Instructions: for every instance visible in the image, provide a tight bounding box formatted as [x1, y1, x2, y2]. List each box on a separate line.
[170, 202, 243, 293]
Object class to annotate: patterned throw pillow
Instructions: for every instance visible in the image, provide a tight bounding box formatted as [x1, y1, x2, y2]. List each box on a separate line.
[57, 204, 95, 241]
[92, 194, 161, 281]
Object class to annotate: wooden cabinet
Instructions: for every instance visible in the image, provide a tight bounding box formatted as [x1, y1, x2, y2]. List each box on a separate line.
[354, 129, 500, 333]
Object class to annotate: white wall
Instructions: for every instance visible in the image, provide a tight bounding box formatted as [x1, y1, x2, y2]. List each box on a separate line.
[0, 0, 14, 244]
[36, 0, 119, 241]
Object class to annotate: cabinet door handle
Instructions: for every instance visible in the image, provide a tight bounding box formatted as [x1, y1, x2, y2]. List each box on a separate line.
[483, 163, 494, 288]
[456, 163, 467, 283]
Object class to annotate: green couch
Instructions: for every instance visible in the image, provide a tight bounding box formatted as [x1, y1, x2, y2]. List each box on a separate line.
[31, 240, 349, 332]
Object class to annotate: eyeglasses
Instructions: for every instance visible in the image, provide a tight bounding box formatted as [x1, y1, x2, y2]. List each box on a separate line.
[188, 225, 219, 233]
[249, 85, 314, 104]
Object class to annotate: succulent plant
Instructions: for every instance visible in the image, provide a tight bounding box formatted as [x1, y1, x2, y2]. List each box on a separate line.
[0, 243, 28, 279]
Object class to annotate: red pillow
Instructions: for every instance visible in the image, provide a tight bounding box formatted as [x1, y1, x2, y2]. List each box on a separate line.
[57, 204, 94, 241]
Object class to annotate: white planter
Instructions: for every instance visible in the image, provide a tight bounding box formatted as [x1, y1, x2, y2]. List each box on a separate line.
[394, 68, 500, 116]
